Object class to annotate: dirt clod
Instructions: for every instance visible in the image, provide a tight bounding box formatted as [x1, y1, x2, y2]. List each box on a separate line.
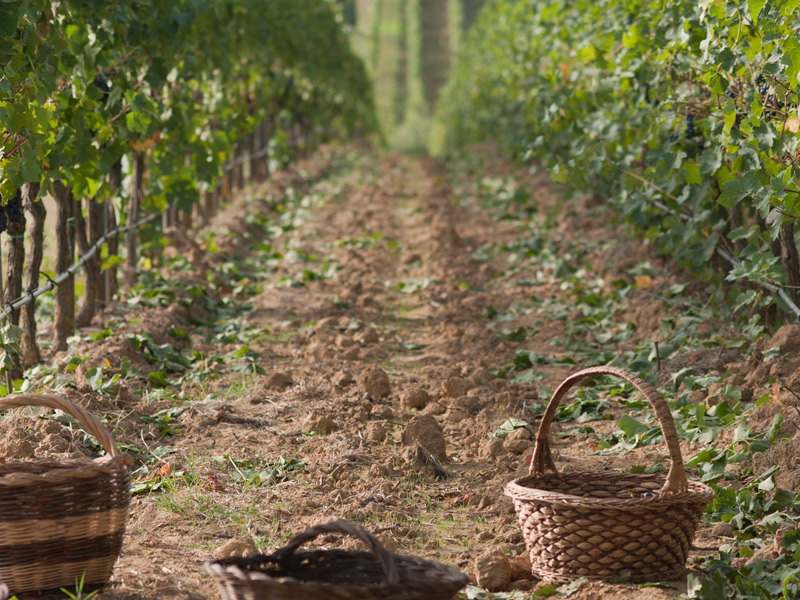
[402, 414, 447, 462]
[442, 377, 470, 398]
[333, 370, 355, 388]
[361, 367, 392, 398]
[766, 324, 800, 355]
[302, 413, 336, 435]
[402, 388, 431, 410]
[213, 538, 257, 559]
[474, 548, 513, 591]
[266, 371, 294, 389]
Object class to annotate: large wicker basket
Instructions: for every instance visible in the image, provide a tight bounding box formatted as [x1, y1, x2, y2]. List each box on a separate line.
[505, 366, 715, 582]
[0, 394, 132, 598]
[205, 520, 469, 600]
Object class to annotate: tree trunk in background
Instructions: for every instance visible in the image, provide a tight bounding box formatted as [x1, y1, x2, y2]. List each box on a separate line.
[249, 130, 262, 183]
[420, 0, 450, 111]
[106, 159, 122, 304]
[780, 223, 800, 306]
[52, 181, 75, 352]
[76, 196, 102, 327]
[461, 0, 483, 33]
[125, 153, 144, 289]
[233, 140, 246, 191]
[5, 189, 25, 326]
[21, 182, 43, 367]
[4, 189, 25, 379]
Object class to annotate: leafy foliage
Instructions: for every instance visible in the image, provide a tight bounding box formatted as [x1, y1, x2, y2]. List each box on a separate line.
[434, 0, 800, 317]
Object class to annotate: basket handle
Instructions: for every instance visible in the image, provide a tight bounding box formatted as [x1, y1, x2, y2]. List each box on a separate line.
[272, 520, 399, 585]
[529, 366, 688, 494]
[0, 393, 119, 458]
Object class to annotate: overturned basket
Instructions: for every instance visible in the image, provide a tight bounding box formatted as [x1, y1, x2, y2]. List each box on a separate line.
[205, 520, 469, 600]
[505, 366, 715, 582]
[0, 394, 132, 597]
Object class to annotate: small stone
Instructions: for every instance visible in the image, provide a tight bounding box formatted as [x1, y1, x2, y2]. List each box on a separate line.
[333, 370, 354, 388]
[711, 522, 734, 537]
[503, 438, 529, 455]
[402, 388, 431, 410]
[302, 413, 336, 435]
[474, 549, 513, 592]
[442, 377, 470, 398]
[402, 415, 447, 462]
[371, 404, 394, 420]
[356, 327, 380, 344]
[213, 538, 257, 559]
[361, 367, 391, 398]
[266, 372, 293, 389]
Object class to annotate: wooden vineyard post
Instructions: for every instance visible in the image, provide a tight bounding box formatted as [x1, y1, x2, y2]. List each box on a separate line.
[125, 152, 144, 289]
[75, 195, 102, 327]
[21, 182, 43, 366]
[52, 181, 75, 352]
[105, 159, 122, 305]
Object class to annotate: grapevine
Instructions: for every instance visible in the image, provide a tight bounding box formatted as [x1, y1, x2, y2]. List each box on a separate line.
[434, 0, 800, 320]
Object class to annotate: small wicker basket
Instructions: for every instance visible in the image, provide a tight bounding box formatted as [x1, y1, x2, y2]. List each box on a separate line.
[505, 366, 715, 582]
[0, 394, 132, 596]
[205, 520, 469, 600]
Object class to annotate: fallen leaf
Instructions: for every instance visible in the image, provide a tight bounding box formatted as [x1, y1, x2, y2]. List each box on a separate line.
[203, 474, 225, 491]
[634, 275, 653, 289]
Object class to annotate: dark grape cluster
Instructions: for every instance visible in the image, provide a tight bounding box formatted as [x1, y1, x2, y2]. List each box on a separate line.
[685, 112, 696, 138]
[0, 207, 7, 234]
[6, 190, 23, 225]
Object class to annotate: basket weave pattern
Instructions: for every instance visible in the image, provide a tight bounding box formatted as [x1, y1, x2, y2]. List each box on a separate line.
[205, 520, 469, 600]
[505, 367, 715, 582]
[0, 394, 132, 595]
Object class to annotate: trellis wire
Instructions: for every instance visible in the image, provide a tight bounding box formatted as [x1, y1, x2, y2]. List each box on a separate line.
[0, 134, 285, 326]
[647, 196, 800, 320]
[0, 212, 160, 323]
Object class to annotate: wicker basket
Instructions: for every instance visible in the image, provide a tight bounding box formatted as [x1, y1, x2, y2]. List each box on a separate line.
[205, 520, 469, 600]
[505, 366, 715, 582]
[0, 394, 132, 596]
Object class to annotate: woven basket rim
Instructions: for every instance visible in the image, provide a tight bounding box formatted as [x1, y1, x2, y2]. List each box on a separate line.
[506, 471, 715, 510]
[206, 549, 469, 589]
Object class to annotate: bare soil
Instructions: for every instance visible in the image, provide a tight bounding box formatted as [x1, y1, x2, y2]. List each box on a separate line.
[4, 144, 800, 600]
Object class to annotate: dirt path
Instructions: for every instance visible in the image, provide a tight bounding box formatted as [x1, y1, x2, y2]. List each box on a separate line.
[7, 145, 799, 600]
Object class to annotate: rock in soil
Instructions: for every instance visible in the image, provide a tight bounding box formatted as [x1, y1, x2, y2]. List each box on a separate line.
[402, 388, 432, 410]
[401, 415, 447, 462]
[361, 367, 392, 398]
[474, 548, 513, 591]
